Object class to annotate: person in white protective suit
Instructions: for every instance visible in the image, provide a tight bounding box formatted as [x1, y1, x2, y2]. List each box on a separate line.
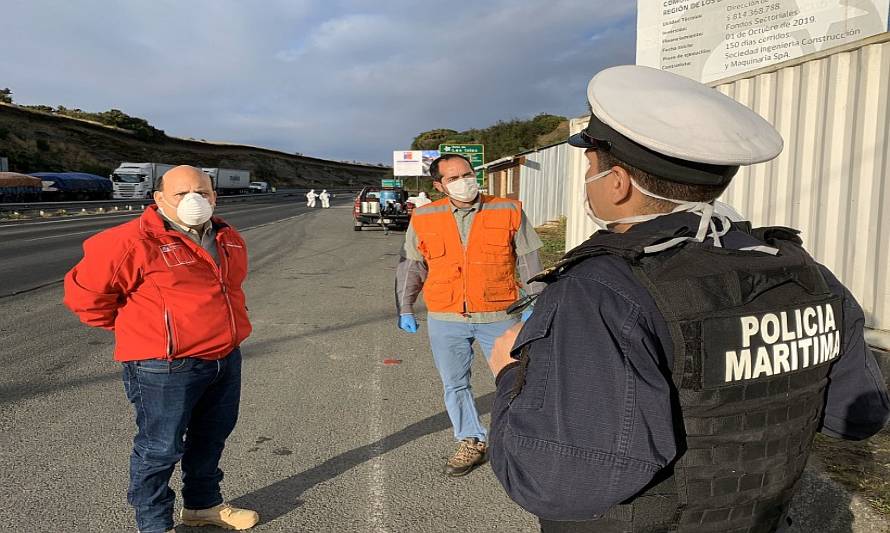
[306, 189, 318, 208]
[407, 191, 432, 208]
[319, 189, 331, 208]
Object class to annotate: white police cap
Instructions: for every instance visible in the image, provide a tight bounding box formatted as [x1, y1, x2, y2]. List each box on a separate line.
[568, 65, 783, 186]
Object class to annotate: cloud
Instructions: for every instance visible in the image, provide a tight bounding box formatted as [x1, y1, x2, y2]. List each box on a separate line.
[1, 0, 637, 163]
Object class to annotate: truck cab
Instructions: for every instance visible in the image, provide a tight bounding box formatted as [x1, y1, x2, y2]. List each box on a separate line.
[111, 162, 174, 199]
[353, 187, 414, 232]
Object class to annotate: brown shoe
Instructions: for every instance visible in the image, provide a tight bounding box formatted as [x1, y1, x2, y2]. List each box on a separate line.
[180, 503, 259, 530]
[443, 437, 488, 477]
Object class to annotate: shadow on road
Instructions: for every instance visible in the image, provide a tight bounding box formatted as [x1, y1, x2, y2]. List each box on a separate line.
[185, 391, 496, 530]
[0, 312, 392, 405]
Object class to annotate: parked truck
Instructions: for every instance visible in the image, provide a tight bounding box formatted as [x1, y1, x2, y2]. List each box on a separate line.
[0, 172, 42, 203]
[31, 172, 113, 201]
[110, 162, 175, 199]
[202, 168, 251, 195]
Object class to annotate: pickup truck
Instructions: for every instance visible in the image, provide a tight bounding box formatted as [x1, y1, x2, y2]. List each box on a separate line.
[353, 187, 415, 233]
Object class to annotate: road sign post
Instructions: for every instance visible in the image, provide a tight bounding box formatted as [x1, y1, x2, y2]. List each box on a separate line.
[438, 144, 485, 186]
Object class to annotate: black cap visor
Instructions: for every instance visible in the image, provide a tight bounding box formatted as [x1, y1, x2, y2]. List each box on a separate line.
[570, 114, 739, 186]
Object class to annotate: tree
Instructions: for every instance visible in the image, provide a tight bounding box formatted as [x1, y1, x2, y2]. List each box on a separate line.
[411, 114, 567, 163]
[0, 88, 12, 104]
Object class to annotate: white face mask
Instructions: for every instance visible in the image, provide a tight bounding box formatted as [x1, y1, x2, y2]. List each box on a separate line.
[445, 177, 479, 203]
[582, 167, 733, 252]
[170, 192, 214, 226]
[582, 169, 613, 229]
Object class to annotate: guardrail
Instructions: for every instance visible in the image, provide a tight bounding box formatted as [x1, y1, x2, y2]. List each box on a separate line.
[0, 189, 361, 218]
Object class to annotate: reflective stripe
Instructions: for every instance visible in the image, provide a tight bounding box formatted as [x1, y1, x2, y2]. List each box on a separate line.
[479, 201, 519, 212]
[412, 205, 451, 215]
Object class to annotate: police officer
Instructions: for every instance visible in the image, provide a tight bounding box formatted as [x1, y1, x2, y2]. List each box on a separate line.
[486, 65, 890, 532]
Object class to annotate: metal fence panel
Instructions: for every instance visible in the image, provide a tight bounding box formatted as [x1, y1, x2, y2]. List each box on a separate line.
[565, 37, 890, 333]
[519, 143, 569, 227]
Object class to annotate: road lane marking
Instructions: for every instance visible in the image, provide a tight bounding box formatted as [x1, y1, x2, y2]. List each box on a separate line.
[24, 229, 103, 242]
[368, 361, 388, 532]
[240, 212, 310, 232]
[0, 201, 311, 229]
[4, 205, 310, 241]
[0, 212, 141, 228]
[0, 209, 316, 299]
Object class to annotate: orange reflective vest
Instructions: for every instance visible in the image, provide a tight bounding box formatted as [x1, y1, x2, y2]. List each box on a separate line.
[412, 195, 521, 314]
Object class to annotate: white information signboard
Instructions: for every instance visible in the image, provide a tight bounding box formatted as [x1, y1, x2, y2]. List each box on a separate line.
[393, 150, 440, 177]
[393, 150, 422, 177]
[637, 0, 889, 83]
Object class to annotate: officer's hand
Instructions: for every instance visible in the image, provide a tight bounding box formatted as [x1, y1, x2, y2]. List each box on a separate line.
[521, 308, 533, 322]
[399, 314, 418, 333]
[488, 322, 524, 377]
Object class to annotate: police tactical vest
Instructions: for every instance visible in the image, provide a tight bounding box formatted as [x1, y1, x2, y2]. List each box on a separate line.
[411, 195, 522, 314]
[534, 223, 842, 533]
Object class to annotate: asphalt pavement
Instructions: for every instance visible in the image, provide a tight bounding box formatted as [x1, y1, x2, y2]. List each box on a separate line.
[0, 195, 323, 297]
[0, 202, 885, 532]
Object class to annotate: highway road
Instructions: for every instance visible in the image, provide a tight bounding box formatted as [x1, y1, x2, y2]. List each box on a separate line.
[0, 200, 882, 532]
[0, 201, 541, 532]
[0, 195, 327, 297]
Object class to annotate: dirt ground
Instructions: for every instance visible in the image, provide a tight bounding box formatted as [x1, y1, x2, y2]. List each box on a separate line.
[813, 425, 890, 517]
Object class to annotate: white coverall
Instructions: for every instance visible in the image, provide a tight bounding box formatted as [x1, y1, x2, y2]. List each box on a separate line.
[306, 189, 318, 208]
[319, 190, 331, 208]
[409, 192, 431, 207]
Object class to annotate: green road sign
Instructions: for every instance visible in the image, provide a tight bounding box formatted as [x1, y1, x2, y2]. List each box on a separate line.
[382, 178, 403, 188]
[438, 144, 485, 185]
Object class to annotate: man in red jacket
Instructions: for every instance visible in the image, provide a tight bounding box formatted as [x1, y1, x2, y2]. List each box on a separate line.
[64, 165, 258, 533]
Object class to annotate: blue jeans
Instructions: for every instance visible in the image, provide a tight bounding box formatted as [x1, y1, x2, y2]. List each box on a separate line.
[427, 317, 519, 442]
[122, 348, 242, 533]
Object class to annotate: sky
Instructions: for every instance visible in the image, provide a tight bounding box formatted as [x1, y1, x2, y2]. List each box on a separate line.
[2, 0, 637, 164]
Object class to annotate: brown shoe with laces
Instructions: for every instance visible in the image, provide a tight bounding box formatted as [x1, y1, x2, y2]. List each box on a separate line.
[443, 437, 488, 477]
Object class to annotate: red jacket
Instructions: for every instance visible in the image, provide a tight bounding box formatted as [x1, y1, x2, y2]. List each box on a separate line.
[64, 205, 252, 362]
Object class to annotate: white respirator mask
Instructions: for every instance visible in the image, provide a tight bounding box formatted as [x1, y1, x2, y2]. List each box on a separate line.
[582, 168, 735, 254]
[173, 192, 214, 226]
[445, 177, 479, 203]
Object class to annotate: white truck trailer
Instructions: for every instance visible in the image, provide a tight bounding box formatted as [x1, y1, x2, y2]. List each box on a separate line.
[110, 162, 175, 199]
[202, 168, 251, 195]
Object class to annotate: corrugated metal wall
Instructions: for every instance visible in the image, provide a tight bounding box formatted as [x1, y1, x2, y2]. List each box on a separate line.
[566, 37, 890, 333]
[566, 117, 601, 251]
[717, 38, 890, 334]
[519, 143, 569, 227]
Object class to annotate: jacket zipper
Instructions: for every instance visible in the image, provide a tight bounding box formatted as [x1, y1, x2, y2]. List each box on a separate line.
[164, 308, 175, 359]
[217, 237, 238, 345]
[461, 205, 481, 316]
[174, 229, 239, 347]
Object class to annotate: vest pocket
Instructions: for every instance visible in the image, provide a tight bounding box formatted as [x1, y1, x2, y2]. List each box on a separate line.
[421, 235, 446, 259]
[483, 281, 518, 302]
[483, 229, 512, 255]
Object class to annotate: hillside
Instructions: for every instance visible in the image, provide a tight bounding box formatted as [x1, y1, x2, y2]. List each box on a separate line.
[411, 113, 569, 163]
[0, 103, 390, 187]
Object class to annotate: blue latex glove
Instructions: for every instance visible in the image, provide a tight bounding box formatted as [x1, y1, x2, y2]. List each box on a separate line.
[399, 314, 418, 333]
[521, 308, 534, 322]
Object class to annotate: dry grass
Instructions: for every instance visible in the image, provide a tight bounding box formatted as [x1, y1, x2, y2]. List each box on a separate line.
[534, 217, 567, 270]
[812, 428, 890, 517]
